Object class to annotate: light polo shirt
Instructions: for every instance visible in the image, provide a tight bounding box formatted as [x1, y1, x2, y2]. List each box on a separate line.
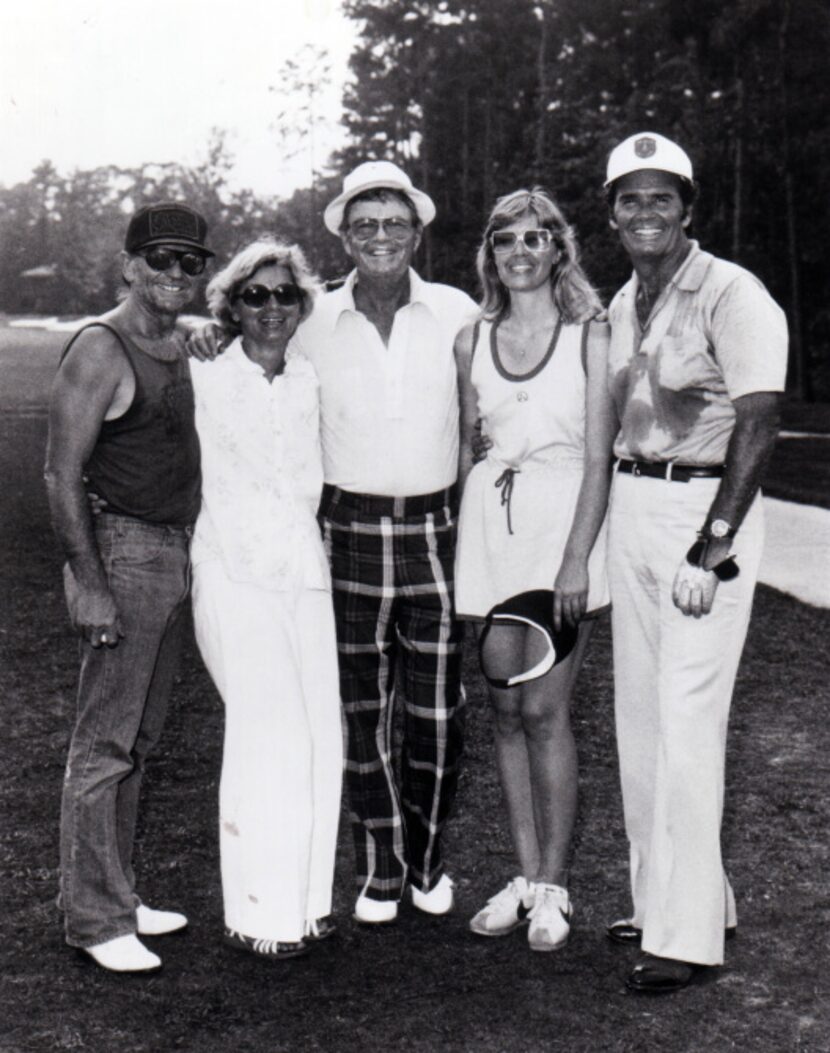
[189, 339, 330, 591]
[608, 240, 788, 465]
[292, 268, 477, 497]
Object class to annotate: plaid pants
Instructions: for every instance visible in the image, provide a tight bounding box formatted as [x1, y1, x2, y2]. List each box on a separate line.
[319, 484, 465, 901]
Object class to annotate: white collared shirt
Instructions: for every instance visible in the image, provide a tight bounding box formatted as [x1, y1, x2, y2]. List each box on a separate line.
[608, 241, 788, 464]
[189, 338, 330, 591]
[292, 269, 478, 496]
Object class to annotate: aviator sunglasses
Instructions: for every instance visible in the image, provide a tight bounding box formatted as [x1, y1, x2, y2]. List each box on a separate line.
[490, 229, 555, 253]
[237, 283, 304, 309]
[348, 217, 414, 241]
[140, 246, 208, 276]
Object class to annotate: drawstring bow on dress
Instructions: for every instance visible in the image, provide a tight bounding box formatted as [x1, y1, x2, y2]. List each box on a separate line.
[494, 467, 520, 535]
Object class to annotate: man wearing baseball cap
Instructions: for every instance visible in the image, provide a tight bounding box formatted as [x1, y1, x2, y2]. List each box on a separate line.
[292, 161, 477, 924]
[602, 133, 788, 992]
[45, 202, 212, 971]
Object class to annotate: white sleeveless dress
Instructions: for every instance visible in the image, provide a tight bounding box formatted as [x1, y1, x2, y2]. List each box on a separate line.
[454, 317, 609, 618]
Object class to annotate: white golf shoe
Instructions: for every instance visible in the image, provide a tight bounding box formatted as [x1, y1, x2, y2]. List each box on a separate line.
[136, 904, 188, 936]
[85, 934, 161, 972]
[353, 895, 398, 924]
[411, 874, 455, 916]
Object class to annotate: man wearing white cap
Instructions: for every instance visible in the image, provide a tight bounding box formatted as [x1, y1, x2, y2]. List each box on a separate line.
[602, 133, 788, 992]
[293, 161, 477, 924]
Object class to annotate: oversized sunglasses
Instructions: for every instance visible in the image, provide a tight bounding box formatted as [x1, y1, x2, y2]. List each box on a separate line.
[237, 283, 303, 308]
[140, 247, 208, 276]
[490, 229, 554, 253]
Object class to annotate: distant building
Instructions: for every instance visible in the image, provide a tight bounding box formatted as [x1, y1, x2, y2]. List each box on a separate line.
[19, 264, 60, 315]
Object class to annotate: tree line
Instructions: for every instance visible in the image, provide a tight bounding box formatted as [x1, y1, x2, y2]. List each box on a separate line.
[0, 135, 346, 322]
[1, 0, 827, 398]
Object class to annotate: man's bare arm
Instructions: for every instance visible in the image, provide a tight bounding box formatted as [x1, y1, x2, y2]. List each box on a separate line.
[703, 391, 782, 555]
[185, 320, 227, 361]
[44, 332, 131, 645]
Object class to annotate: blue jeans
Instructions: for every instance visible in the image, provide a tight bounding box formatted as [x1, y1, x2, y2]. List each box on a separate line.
[59, 514, 191, 948]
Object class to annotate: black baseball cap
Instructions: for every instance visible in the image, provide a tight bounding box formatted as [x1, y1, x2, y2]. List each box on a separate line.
[479, 590, 578, 688]
[125, 202, 214, 256]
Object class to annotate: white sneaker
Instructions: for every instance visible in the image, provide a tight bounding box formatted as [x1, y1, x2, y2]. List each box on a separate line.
[353, 895, 398, 925]
[527, 883, 571, 952]
[136, 904, 188, 936]
[469, 877, 535, 937]
[411, 874, 455, 916]
[85, 934, 161, 972]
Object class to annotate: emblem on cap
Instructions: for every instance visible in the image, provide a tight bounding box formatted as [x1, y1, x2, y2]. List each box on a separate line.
[635, 137, 657, 158]
[148, 208, 201, 241]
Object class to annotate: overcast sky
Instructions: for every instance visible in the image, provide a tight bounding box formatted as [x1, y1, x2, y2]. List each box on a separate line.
[0, 0, 356, 198]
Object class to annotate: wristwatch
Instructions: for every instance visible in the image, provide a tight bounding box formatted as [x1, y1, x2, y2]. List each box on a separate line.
[705, 518, 735, 540]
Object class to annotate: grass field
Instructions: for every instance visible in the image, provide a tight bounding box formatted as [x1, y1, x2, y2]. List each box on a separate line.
[1, 324, 829, 1052]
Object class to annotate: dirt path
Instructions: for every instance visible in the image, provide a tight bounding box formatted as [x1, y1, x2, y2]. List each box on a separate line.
[761, 497, 830, 608]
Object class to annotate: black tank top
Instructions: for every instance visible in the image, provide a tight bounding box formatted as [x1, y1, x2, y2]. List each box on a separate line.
[61, 322, 201, 527]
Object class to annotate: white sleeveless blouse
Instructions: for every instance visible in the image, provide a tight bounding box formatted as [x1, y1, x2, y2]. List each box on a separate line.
[455, 317, 609, 618]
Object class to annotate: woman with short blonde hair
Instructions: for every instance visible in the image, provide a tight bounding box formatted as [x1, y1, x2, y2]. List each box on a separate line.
[190, 235, 341, 960]
[206, 236, 320, 336]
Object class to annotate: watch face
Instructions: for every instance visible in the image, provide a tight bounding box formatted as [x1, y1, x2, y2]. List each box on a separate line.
[710, 519, 731, 539]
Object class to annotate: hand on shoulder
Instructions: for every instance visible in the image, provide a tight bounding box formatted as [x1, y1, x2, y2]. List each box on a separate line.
[186, 321, 228, 362]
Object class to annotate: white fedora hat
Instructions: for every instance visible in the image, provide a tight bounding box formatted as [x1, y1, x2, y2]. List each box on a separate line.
[605, 132, 693, 187]
[323, 160, 436, 235]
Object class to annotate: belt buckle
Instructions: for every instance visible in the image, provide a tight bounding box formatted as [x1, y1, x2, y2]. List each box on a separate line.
[631, 462, 641, 477]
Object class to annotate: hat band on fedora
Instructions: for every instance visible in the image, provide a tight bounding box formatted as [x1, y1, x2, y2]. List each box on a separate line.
[323, 161, 436, 236]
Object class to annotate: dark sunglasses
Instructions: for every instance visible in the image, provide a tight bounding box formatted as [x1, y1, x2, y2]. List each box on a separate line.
[140, 247, 208, 276]
[237, 283, 304, 309]
[490, 229, 554, 253]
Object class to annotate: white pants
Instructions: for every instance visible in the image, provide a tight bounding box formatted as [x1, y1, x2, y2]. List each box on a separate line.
[192, 562, 343, 942]
[608, 474, 765, 965]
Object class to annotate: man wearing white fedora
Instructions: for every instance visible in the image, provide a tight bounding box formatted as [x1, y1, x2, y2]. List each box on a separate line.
[292, 161, 477, 924]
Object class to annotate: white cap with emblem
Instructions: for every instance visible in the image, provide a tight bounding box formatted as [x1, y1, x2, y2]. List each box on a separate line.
[605, 132, 694, 187]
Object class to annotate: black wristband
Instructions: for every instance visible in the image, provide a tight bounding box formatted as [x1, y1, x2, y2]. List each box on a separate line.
[686, 540, 740, 581]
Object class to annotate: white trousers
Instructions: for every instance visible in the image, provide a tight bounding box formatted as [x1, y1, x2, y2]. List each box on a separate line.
[608, 474, 765, 965]
[192, 562, 343, 942]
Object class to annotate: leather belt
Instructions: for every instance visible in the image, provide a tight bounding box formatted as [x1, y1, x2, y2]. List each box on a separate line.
[320, 483, 457, 518]
[615, 459, 725, 483]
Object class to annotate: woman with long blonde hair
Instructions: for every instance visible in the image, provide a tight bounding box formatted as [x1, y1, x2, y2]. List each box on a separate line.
[454, 188, 617, 952]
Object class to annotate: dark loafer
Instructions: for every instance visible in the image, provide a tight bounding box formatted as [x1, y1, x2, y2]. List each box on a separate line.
[606, 920, 643, 945]
[626, 954, 704, 994]
[607, 919, 737, 947]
